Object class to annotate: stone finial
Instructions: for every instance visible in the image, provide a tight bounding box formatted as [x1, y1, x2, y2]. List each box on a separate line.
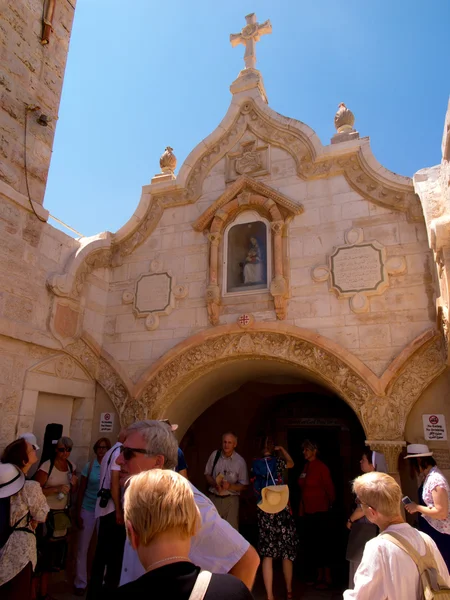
[160, 146, 177, 174]
[334, 103, 355, 133]
[331, 103, 359, 144]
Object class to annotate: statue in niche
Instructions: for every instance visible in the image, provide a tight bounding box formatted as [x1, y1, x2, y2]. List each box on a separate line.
[226, 220, 268, 293]
[243, 237, 264, 284]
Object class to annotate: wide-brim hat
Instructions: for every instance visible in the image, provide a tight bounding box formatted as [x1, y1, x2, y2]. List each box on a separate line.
[258, 485, 289, 514]
[0, 463, 25, 499]
[404, 444, 433, 459]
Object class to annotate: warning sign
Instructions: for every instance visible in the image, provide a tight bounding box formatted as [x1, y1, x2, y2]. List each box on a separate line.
[100, 412, 114, 433]
[423, 414, 447, 441]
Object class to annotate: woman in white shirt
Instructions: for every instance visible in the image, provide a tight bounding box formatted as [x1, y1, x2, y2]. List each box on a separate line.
[404, 444, 450, 569]
[0, 439, 49, 600]
[35, 436, 78, 600]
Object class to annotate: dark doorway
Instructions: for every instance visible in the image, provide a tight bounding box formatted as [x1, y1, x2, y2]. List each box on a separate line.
[180, 379, 367, 594]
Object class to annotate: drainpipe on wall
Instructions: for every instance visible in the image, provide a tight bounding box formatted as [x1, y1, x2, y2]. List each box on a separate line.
[41, 0, 56, 45]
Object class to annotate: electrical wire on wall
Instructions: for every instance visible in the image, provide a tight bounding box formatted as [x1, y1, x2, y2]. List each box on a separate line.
[24, 105, 47, 223]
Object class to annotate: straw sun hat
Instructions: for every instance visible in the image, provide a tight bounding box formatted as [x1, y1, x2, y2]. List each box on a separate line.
[258, 484, 289, 514]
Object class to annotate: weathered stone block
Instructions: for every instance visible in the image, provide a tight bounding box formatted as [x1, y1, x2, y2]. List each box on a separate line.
[359, 324, 391, 348]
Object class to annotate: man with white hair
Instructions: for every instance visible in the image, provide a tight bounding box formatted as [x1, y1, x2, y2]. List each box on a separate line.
[116, 420, 260, 590]
[344, 471, 450, 598]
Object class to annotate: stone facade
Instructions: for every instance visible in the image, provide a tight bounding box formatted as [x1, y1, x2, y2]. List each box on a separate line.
[1, 10, 450, 476]
[0, 0, 75, 206]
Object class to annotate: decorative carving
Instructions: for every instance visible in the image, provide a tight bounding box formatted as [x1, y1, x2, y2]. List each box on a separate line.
[230, 13, 272, 70]
[118, 199, 164, 258]
[159, 146, 177, 174]
[437, 305, 449, 359]
[122, 291, 134, 304]
[388, 334, 446, 425]
[173, 284, 188, 299]
[334, 102, 355, 133]
[137, 330, 378, 426]
[51, 301, 82, 344]
[66, 338, 131, 422]
[145, 314, 160, 331]
[134, 273, 173, 316]
[206, 284, 221, 326]
[193, 175, 303, 233]
[237, 313, 254, 329]
[360, 396, 403, 439]
[226, 139, 269, 181]
[366, 440, 406, 473]
[299, 152, 422, 221]
[312, 229, 406, 314]
[55, 356, 76, 379]
[150, 259, 162, 273]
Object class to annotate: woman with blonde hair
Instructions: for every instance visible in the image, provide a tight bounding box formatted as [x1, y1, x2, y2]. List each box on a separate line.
[112, 469, 253, 599]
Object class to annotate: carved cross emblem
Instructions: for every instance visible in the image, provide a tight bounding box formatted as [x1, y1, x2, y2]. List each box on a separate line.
[237, 313, 254, 329]
[230, 13, 272, 70]
[226, 139, 269, 182]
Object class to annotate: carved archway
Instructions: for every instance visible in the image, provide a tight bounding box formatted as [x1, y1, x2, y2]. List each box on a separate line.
[129, 324, 446, 442]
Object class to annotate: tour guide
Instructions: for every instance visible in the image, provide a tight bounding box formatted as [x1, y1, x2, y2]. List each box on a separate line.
[204, 432, 249, 530]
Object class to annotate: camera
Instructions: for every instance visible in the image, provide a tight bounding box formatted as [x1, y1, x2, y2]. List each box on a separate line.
[97, 488, 112, 508]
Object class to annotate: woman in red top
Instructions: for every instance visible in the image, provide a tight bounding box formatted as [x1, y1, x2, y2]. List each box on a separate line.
[298, 439, 335, 590]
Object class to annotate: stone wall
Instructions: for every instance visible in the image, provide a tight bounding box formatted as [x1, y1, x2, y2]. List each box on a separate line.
[0, 0, 75, 204]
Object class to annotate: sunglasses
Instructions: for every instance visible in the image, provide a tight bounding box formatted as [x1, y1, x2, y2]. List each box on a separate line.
[96, 446, 109, 450]
[56, 447, 72, 453]
[356, 496, 375, 510]
[119, 445, 154, 461]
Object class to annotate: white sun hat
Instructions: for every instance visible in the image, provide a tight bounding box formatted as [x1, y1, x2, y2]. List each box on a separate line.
[258, 485, 289, 514]
[404, 444, 433, 459]
[0, 463, 25, 499]
[19, 432, 40, 450]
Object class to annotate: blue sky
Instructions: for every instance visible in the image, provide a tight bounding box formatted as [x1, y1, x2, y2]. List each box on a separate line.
[44, 1, 450, 238]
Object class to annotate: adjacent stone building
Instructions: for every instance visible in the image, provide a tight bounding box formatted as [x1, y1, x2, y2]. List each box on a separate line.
[1, 10, 450, 504]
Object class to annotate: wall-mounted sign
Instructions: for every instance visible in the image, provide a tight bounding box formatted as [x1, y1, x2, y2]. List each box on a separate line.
[423, 414, 448, 441]
[100, 412, 114, 433]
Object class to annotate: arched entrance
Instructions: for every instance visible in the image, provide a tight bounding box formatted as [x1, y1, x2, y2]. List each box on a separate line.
[176, 360, 366, 591]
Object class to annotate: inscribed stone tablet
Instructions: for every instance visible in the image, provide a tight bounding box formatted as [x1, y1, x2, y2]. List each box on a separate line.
[135, 273, 172, 314]
[331, 243, 384, 294]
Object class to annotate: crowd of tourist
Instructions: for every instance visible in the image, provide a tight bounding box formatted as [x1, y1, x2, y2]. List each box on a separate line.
[1, 424, 450, 599]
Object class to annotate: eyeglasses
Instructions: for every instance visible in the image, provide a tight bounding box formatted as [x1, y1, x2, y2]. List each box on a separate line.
[96, 446, 109, 450]
[356, 496, 375, 510]
[56, 447, 72, 453]
[119, 445, 154, 461]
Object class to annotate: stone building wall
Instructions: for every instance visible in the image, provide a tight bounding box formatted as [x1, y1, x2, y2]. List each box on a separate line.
[102, 148, 437, 383]
[0, 0, 76, 205]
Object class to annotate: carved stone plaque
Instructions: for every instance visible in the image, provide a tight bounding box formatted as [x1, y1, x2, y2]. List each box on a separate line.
[134, 273, 172, 316]
[312, 228, 406, 314]
[330, 243, 384, 294]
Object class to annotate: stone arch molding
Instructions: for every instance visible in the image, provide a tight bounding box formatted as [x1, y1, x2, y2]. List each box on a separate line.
[46, 91, 422, 305]
[130, 325, 445, 441]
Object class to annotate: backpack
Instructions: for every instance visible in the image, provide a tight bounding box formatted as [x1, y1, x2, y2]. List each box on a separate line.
[0, 496, 33, 551]
[382, 531, 450, 599]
